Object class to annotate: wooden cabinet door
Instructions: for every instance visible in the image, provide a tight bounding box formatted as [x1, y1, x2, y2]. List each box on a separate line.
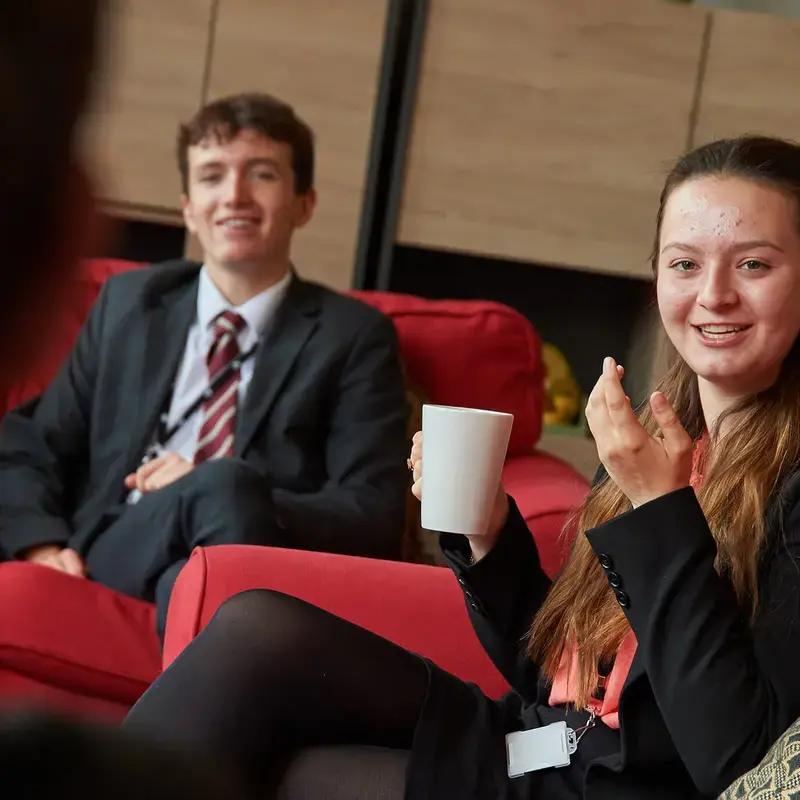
[396, 0, 707, 280]
[693, 8, 800, 146]
[87, 0, 216, 216]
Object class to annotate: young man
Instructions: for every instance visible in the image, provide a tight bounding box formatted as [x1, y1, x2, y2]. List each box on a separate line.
[0, 4, 250, 797]
[0, 92, 409, 636]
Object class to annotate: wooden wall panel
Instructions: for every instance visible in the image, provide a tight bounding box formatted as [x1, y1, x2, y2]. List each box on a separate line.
[200, 0, 390, 289]
[87, 0, 215, 213]
[396, 0, 707, 279]
[693, 9, 800, 145]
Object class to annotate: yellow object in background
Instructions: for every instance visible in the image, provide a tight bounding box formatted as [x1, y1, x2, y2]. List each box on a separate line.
[542, 343, 582, 426]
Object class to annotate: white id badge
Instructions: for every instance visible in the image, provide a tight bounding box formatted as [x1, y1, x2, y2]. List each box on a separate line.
[505, 721, 577, 778]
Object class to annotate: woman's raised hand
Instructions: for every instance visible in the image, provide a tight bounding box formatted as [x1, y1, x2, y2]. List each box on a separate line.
[585, 357, 693, 508]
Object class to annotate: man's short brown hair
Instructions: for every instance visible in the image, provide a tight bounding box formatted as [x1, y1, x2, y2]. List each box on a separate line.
[177, 92, 315, 196]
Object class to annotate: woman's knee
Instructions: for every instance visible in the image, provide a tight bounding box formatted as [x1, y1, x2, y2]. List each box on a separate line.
[213, 588, 293, 618]
[206, 589, 319, 651]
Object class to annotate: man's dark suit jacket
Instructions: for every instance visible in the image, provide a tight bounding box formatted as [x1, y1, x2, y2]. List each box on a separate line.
[0, 260, 409, 561]
[427, 469, 800, 799]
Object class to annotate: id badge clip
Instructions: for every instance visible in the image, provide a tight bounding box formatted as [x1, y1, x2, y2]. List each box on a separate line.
[506, 721, 578, 778]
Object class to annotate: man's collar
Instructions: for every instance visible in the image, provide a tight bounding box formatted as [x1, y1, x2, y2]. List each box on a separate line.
[197, 266, 293, 336]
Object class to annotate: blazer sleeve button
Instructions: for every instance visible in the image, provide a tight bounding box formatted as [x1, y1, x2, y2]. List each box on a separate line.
[616, 590, 630, 608]
[599, 553, 614, 570]
[608, 571, 622, 589]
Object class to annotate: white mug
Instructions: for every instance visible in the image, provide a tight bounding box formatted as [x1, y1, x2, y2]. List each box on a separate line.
[420, 404, 514, 536]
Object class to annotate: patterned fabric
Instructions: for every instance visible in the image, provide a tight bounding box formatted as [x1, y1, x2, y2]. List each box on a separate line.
[719, 716, 800, 798]
[193, 310, 247, 464]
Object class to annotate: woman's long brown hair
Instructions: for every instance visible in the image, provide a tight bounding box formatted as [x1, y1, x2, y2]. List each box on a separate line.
[528, 136, 800, 709]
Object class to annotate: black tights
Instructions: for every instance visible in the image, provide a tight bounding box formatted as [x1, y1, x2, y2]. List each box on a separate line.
[123, 590, 430, 799]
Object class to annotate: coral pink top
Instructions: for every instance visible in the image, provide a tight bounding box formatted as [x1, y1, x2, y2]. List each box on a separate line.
[548, 434, 708, 729]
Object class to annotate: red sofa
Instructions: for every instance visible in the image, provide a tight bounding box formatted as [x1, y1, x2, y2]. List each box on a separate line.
[0, 258, 589, 717]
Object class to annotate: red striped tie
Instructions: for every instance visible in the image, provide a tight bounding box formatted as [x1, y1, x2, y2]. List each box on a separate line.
[194, 310, 247, 464]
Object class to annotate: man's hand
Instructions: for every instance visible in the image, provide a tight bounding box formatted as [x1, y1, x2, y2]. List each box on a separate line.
[124, 451, 195, 495]
[23, 544, 87, 577]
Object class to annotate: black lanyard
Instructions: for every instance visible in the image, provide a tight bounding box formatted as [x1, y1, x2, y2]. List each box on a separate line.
[154, 343, 259, 450]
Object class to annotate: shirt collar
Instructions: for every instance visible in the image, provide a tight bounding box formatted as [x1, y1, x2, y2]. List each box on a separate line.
[197, 266, 292, 340]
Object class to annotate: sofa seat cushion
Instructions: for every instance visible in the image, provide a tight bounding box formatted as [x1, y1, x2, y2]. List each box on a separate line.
[0, 563, 160, 708]
[0, 669, 133, 720]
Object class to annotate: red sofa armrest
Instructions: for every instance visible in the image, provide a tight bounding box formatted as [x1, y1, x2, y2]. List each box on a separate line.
[164, 545, 510, 699]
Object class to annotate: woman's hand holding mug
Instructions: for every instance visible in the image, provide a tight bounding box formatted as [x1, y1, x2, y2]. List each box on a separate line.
[409, 430, 509, 562]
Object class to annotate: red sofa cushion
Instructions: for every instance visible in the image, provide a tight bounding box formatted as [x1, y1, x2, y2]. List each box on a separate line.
[0, 563, 161, 713]
[164, 545, 511, 700]
[350, 291, 543, 456]
[0, 669, 133, 721]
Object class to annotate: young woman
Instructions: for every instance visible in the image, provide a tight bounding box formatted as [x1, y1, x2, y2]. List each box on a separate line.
[123, 136, 800, 800]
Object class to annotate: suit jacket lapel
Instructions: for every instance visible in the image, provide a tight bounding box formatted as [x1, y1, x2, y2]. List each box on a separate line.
[121, 273, 198, 473]
[235, 277, 321, 457]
